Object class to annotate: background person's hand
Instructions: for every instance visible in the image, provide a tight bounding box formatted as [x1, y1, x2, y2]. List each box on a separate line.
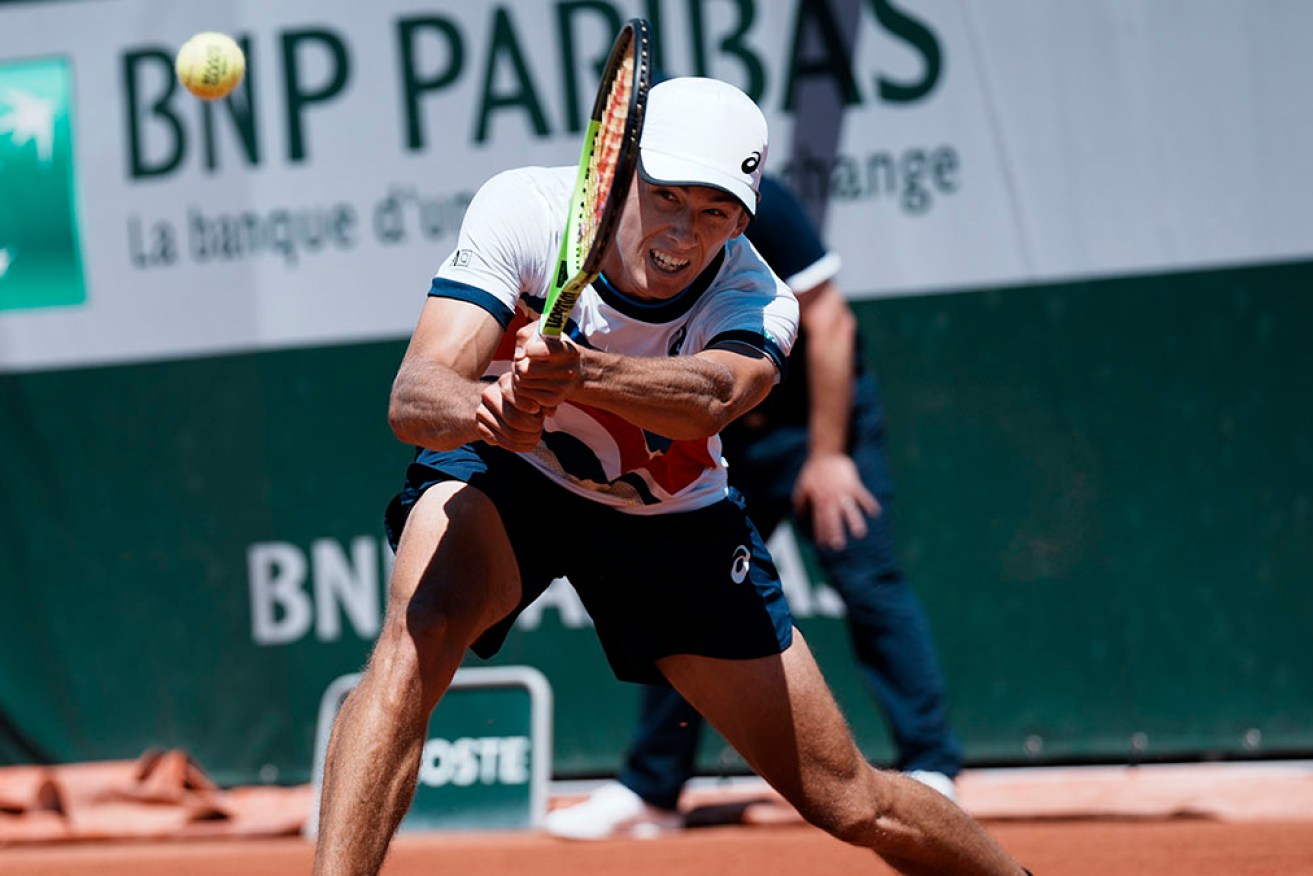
[792, 452, 880, 550]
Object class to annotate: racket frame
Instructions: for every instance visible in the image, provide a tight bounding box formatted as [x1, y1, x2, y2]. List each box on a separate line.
[539, 18, 651, 336]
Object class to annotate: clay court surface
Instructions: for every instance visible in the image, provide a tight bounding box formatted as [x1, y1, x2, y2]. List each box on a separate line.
[3, 762, 1311, 874]
[2, 819, 1310, 876]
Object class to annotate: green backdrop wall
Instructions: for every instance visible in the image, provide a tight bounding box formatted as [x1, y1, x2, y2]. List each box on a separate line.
[3, 258, 1309, 785]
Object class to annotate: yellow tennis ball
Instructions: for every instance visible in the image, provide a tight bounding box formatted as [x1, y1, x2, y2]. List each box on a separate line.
[175, 32, 245, 101]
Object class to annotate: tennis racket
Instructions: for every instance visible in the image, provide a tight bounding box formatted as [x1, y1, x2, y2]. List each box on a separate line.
[539, 18, 652, 336]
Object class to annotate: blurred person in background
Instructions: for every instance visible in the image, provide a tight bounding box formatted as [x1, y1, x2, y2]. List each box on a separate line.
[546, 176, 963, 840]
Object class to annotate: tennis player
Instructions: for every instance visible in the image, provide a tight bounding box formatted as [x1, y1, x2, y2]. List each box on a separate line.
[313, 76, 1029, 876]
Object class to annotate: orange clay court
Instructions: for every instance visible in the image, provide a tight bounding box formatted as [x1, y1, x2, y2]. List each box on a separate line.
[2, 760, 1311, 875]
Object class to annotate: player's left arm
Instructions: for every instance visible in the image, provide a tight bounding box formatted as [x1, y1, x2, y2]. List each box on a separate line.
[512, 324, 779, 440]
[584, 345, 779, 438]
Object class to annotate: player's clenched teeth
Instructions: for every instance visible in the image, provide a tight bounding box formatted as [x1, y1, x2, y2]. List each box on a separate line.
[650, 249, 690, 272]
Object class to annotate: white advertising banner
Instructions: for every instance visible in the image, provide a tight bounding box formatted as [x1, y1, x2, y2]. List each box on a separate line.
[1, 0, 1311, 370]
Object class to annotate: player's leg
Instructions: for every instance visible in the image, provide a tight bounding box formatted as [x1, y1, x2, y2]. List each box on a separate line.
[313, 481, 523, 875]
[658, 631, 1025, 876]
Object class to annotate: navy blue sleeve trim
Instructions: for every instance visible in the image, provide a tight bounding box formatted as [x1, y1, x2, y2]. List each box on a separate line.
[428, 277, 515, 329]
[706, 329, 789, 380]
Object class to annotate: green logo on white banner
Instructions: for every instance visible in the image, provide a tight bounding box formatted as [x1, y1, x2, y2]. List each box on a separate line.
[0, 57, 86, 311]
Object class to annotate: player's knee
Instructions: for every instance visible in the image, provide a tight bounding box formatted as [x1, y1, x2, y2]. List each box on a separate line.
[793, 769, 892, 849]
[403, 594, 453, 640]
[805, 799, 883, 848]
[367, 599, 470, 692]
[794, 803, 875, 848]
[400, 575, 493, 643]
[836, 808, 889, 849]
[403, 597, 481, 669]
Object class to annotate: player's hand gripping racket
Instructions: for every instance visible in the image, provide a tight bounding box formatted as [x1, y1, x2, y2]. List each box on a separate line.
[539, 18, 651, 336]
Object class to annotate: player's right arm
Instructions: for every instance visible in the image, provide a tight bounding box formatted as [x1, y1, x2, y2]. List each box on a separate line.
[390, 167, 562, 453]
[389, 297, 543, 452]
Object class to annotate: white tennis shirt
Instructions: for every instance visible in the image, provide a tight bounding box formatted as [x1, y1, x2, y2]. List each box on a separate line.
[430, 165, 799, 514]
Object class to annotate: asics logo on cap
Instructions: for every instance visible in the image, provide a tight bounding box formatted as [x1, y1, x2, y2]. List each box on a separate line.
[741, 152, 761, 174]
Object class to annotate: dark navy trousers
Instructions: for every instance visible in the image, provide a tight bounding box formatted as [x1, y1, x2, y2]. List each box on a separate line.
[619, 374, 962, 810]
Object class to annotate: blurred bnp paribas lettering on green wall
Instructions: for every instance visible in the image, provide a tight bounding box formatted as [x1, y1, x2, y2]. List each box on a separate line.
[0, 56, 87, 311]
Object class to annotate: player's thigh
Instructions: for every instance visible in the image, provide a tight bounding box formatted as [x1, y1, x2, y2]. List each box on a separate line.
[656, 629, 870, 804]
[384, 480, 523, 651]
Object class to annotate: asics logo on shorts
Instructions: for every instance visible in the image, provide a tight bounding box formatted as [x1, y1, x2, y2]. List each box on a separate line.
[730, 545, 751, 583]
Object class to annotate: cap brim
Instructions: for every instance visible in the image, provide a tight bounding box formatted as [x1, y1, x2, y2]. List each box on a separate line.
[639, 150, 757, 216]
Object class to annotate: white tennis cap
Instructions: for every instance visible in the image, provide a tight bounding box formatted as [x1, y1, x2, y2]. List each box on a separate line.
[639, 77, 768, 215]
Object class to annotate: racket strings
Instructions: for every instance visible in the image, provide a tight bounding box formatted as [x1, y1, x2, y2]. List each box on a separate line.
[578, 50, 635, 258]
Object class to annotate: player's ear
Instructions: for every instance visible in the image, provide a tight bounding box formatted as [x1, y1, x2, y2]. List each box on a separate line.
[731, 206, 752, 238]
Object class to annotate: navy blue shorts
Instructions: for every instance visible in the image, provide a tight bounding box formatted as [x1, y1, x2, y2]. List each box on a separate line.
[384, 444, 794, 685]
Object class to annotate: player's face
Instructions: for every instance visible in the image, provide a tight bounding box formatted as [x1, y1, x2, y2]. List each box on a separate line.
[600, 177, 751, 301]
